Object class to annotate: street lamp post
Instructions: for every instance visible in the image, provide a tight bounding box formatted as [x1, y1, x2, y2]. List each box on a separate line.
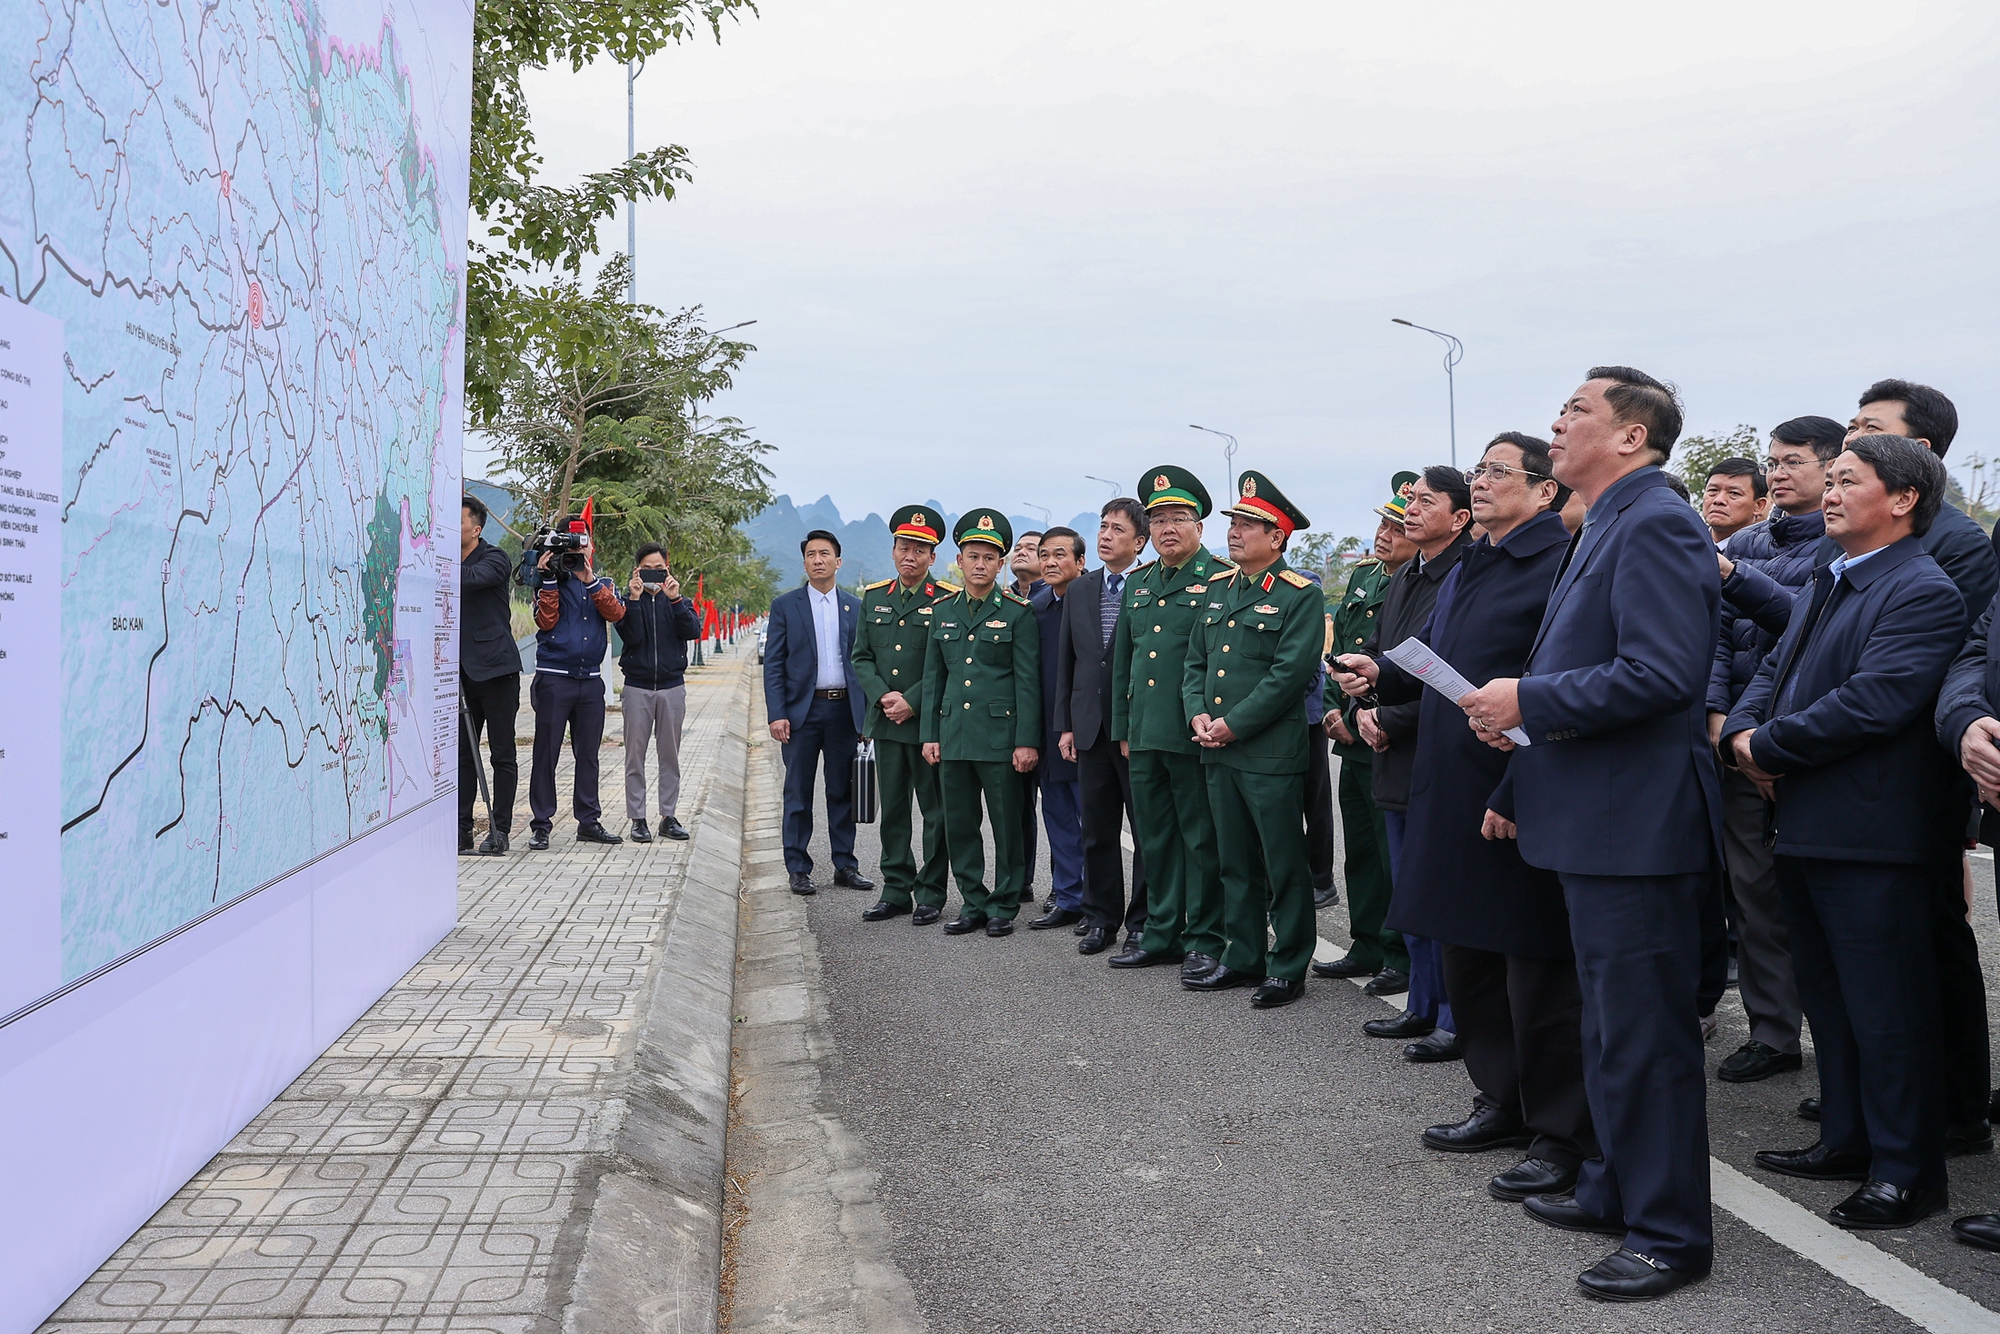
[1189, 423, 1240, 496]
[1083, 475, 1122, 495]
[626, 62, 637, 304]
[1391, 319, 1464, 468]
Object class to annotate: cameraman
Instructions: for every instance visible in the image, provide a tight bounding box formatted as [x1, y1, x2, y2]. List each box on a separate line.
[617, 544, 701, 842]
[525, 523, 626, 849]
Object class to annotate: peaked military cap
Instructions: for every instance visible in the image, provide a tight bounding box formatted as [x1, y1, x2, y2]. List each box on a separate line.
[1391, 470, 1419, 497]
[1225, 470, 1310, 537]
[1138, 465, 1211, 519]
[1375, 473, 1417, 523]
[953, 507, 1013, 551]
[889, 503, 943, 547]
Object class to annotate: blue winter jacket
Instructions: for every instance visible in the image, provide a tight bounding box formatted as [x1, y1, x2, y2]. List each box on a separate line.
[1707, 509, 1827, 714]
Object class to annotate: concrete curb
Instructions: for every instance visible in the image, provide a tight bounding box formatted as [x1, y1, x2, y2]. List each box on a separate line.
[559, 664, 751, 1334]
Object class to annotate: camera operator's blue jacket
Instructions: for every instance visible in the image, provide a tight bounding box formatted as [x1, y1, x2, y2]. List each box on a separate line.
[533, 573, 626, 678]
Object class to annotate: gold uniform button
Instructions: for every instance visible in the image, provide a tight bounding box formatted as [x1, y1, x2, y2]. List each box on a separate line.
[1217, 669, 1226, 677]
[899, 619, 906, 625]
[964, 702, 971, 709]
[965, 657, 973, 664]
[1154, 625, 1162, 633]
[895, 644, 902, 651]
[1227, 619, 1236, 627]
[1147, 678, 1155, 686]
[1215, 695, 1223, 704]
[1149, 650, 1157, 659]
[964, 680, 972, 687]
[1222, 644, 1231, 653]
[891, 669, 899, 676]
[1365, 609, 1374, 618]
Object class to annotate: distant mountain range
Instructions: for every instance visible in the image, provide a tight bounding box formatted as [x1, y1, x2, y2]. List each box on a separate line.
[746, 495, 1100, 589]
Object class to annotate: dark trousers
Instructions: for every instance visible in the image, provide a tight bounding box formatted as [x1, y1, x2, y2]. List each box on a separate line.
[1935, 860, 1992, 1128]
[781, 694, 859, 876]
[528, 672, 605, 834]
[1019, 771, 1040, 894]
[940, 758, 1028, 919]
[1696, 869, 1729, 1019]
[1562, 870, 1713, 1275]
[1335, 755, 1407, 972]
[1718, 769, 1801, 1053]
[874, 736, 949, 910]
[1304, 724, 1336, 891]
[1078, 734, 1147, 937]
[1776, 855, 1945, 1191]
[460, 670, 520, 837]
[1040, 773, 1085, 911]
[1442, 944, 1596, 1171]
[1208, 765, 1316, 982]
[1130, 748, 1225, 959]
[1385, 810, 1453, 1033]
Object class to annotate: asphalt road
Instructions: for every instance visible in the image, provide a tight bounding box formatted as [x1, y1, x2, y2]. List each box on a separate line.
[775, 756, 2000, 1334]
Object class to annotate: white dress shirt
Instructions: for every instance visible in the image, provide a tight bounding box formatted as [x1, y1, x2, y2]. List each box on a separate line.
[808, 585, 846, 689]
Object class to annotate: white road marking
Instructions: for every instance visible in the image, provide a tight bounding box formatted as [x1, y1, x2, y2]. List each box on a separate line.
[1313, 929, 1997, 1331]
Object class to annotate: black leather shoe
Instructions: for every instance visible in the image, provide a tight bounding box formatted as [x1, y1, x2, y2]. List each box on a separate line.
[1071, 921, 1090, 936]
[1829, 1178, 1949, 1231]
[1405, 1031, 1463, 1063]
[985, 918, 1014, 937]
[1523, 1192, 1625, 1237]
[1798, 1095, 1821, 1121]
[1362, 1009, 1434, 1040]
[1753, 1141, 1870, 1181]
[459, 836, 476, 855]
[833, 867, 875, 891]
[1422, 1105, 1532, 1154]
[1951, 1212, 2000, 1252]
[1077, 926, 1116, 955]
[789, 871, 816, 896]
[1183, 964, 1264, 992]
[1109, 944, 1184, 969]
[1313, 884, 1341, 909]
[629, 819, 653, 843]
[1947, 1120, 1994, 1157]
[476, 830, 509, 856]
[528, 830, 551, 850]
[1362, 967, 1410, 997]
[943, 914, 987, 935]
[1310, 953, 1379, 979]
[861, 901, 910, 922]
[1717, 1039, 1802, 1083]
[1251, 978, 1304, 1008]
[1029, 907, 1083, 930]
[1577, 1248, 1704, 1302]
[911, 904, 942, 926]
[1180, 952, 1219, 982]
[661, 816, 691, 841]
[1490, 1157, 1579, 1202]
[576, 823, 622, 845]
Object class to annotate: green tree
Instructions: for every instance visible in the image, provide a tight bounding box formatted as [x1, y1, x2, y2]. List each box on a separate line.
[467, 0, 757, 419]
[1290, 531, 1367, 605]
[1674, 425, 1762, 498]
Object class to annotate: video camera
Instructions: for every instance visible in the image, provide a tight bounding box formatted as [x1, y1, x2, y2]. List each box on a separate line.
[528, 499, 596, 579]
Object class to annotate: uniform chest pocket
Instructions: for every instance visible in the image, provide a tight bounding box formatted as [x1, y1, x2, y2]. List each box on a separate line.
[979, 627, 1013, 664]
[866, 611, 896, 629]
[1239, 620, 1281, 659]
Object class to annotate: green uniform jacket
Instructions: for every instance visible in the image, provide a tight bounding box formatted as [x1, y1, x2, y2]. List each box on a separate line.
[920, 586, 1042, 759]
[1328, 558, 1393, 763]
[850, 575, 958, 743]
[1110, 545, 1235, 754]
[1182, 557, 1323, 774]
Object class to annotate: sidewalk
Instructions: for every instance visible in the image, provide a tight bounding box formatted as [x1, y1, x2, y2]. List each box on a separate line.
[41, 650, 754, 1334]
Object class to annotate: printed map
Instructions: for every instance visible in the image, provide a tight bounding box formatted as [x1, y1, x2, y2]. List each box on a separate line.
[0, 0, 468, 986]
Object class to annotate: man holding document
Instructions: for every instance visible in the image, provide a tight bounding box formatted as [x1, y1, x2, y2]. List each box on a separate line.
[1333, 433, 1595, 1206]
[1456, 368, 1723, 1303]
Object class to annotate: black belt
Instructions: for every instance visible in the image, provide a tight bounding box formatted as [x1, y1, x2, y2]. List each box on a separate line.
[814, 688, 848, 700]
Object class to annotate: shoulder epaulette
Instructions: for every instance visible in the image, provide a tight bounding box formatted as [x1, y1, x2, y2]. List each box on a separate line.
[933, 581, 961, 595]
[1131, 558, 1156, 572]
[1211, 557, 1238, 571]
[1278, 569, 1312, 589]
[1002, 589, 1030, 605]
[864, 576, 896, 591]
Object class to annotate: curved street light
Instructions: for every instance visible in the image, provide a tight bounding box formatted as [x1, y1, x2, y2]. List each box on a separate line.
[1084, 474, 1122, 495]
[1392, 319, 1464, 467]
[1188, 423, 1240, 496]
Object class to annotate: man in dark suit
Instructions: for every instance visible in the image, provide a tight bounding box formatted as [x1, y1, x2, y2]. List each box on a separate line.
[1054, 498, 1151, 953]
[1028, 528, 1087, 928]
[1461, 367, 1720, 1302]
[1843, 380, 1994, 1156]
[459, 495, 521, 855]
[1722, 434, 1965, 1231]
[763, 530, 871, 897]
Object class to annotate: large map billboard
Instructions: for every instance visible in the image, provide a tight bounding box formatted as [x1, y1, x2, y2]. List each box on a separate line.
[0, 0, 469, 1019]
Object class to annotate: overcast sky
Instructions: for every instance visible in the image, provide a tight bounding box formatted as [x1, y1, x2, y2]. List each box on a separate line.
[506, 0, 2000, 544]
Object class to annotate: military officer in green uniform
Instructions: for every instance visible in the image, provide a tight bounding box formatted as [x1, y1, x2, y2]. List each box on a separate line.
[1181, 471, 1325, 1008]
[851, 505, 959, 925]
[921, 508, 1042, 937]
[1108, 466, 1235, 978]
[1312, 479, 1418, 984]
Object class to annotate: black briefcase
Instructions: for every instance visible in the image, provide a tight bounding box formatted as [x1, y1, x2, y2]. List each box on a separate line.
[852, 740, 879, 824]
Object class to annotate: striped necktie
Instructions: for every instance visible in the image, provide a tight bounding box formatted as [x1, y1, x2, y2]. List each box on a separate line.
[1100, 571, 1123, 646]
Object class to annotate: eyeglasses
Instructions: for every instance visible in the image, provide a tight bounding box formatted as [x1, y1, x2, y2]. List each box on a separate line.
[1465, 461, 1550, 484]
[1150, 513, 1198, 528]
[1761, 455, 1823, 474]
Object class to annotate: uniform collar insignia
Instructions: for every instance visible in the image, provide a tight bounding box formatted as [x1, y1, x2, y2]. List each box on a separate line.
[1260, 571, 1275, 591]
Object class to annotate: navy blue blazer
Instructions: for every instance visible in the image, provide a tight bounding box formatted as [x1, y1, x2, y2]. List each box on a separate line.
[1492, 467, 1722, 877]
[1030, 585, 1078, 781]
[763, 584, 866, 731]
[1382, 510, 1573, 958]
[1724, 535, 1968, 865]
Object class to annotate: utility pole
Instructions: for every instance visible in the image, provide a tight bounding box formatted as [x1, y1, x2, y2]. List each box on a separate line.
[1392, 319, 1464, 468]
[626, 62, 637, 304]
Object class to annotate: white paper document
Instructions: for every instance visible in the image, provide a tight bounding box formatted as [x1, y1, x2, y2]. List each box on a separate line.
[1382, 638, 1532, 746]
